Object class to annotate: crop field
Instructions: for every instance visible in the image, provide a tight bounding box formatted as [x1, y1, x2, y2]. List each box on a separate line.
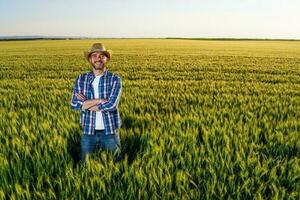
[0, 39, 299, 199]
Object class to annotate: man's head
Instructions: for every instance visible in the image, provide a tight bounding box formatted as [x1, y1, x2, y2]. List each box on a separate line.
[84, 43, 112, 70]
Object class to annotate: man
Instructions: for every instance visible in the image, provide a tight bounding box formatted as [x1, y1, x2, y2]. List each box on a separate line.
[71, 43, 122, 162]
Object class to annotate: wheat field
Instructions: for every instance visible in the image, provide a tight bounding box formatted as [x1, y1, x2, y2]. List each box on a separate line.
[0, 39, 299, 199]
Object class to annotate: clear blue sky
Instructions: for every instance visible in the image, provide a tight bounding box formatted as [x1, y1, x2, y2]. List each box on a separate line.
[0, 0, 299, 39]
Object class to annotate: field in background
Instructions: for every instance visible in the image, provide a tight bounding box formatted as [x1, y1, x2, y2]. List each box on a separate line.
[0, 39, 299, 199]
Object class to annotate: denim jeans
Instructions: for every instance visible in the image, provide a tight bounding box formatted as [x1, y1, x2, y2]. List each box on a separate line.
[80, 130, 121, 162]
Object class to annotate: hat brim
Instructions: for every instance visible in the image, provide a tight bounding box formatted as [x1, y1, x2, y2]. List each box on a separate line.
[84, 49, 112, 61]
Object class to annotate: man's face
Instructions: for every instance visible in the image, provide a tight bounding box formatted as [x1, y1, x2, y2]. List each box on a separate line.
[89, 52, 107, 70]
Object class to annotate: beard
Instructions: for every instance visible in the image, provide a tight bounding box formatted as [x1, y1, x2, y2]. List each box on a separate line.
[92, 61, 105, 70]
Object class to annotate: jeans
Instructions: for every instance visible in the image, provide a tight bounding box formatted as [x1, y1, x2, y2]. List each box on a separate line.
[81, 130, 121, 162]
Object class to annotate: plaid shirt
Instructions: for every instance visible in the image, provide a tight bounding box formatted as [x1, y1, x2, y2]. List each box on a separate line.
[71, 70, 122, 135]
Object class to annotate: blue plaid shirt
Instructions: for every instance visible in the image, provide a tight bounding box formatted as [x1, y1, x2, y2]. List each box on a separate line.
[71, 70, 122, 135]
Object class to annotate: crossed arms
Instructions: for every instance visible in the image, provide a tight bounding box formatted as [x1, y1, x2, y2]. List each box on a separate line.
[71, 74, 122, 112]
[75, 93, 106, 111]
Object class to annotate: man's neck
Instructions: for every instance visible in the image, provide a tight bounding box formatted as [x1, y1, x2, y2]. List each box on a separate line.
[92, 66, 106, 76]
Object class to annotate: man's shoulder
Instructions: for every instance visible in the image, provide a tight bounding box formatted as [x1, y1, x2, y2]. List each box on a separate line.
[106, 71, 121, 79]
[77, 71, 93, 79]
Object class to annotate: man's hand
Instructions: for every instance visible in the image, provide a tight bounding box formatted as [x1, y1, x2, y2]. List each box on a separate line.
[76, 93, 86, 101]
[98, 99, 108, 104]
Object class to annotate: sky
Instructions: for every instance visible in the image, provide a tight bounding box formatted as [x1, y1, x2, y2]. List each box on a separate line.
[0, 0, 299, 39]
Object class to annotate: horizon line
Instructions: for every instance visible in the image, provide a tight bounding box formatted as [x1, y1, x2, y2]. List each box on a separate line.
[0, 35, 300, 41]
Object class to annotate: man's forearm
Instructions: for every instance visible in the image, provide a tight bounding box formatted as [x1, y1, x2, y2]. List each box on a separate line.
[82, 99, 101, 110]
[88, 105, 100, 112]
[82, 99, 107, 110]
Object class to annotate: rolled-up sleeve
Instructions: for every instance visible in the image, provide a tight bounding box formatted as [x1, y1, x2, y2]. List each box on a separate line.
[97, 75, 122, 112]
[71, 75, 84, 110]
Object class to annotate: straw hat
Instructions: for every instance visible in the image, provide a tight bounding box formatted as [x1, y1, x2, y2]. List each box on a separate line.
[84, 43, 112, 61]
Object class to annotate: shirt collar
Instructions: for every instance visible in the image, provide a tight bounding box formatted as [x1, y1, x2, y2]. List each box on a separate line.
[87, 70, 107, 82]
